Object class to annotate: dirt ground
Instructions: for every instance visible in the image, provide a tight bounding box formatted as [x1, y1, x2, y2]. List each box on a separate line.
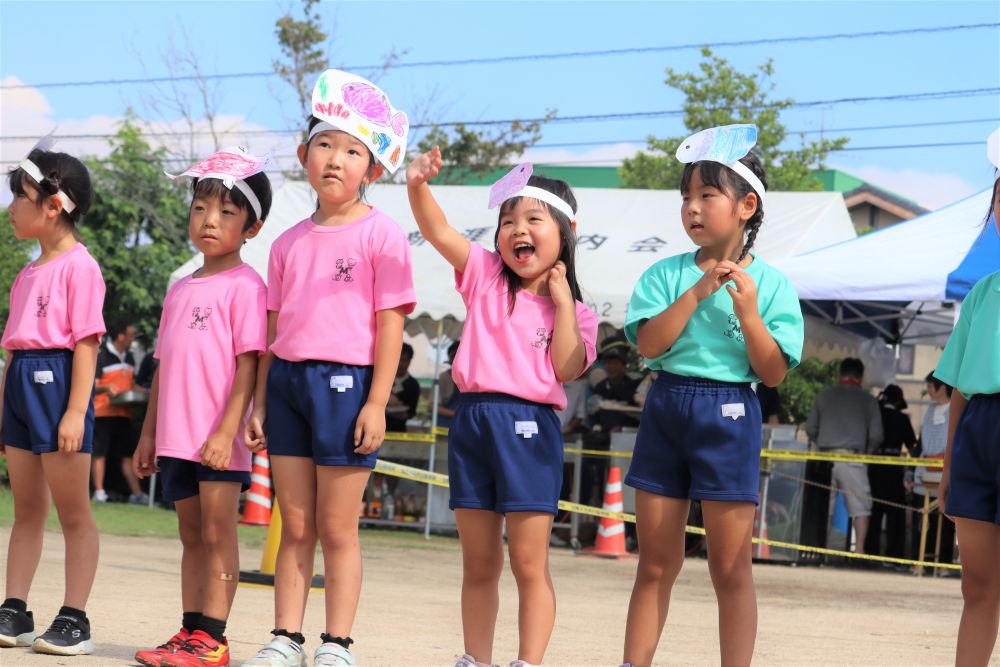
[1, 527, 995, 666]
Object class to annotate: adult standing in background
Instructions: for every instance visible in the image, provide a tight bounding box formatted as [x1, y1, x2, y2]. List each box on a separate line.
[805, 358, 883, 554]
[865, 384, 915, 558]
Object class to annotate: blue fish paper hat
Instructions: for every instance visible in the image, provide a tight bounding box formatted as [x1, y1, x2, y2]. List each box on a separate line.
[675, 124, 766, 205]
[309, 69, 409, 174]
[988, 127, 1000, 181]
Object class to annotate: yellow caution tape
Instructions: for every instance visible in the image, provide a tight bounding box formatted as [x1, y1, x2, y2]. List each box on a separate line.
[373, 459, 959, 571]
[563, 446, 941, 468]
[383, 431, 437, 443]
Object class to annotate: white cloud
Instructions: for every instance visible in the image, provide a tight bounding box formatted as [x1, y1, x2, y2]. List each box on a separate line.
[829, 162, 980, 210]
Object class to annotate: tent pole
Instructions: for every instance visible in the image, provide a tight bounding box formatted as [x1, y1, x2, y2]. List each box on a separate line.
[425, 320, 445, 539]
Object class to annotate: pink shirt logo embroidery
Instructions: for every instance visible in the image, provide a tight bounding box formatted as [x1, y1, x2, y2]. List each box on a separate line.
[189, 307, 213, 331]
[530, 327, 552, 350]
[333, 258, 357, 283]
[36, 296, 50, 318]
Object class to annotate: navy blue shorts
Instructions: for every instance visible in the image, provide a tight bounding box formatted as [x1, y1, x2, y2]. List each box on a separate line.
[2, 350, 95, 454]
[626, 373, 762, 503]
[265, 358, 376, 467]
[946, 393, 1000, 525]
[157, 456, 251, 502]
[448, 393, 563, 515]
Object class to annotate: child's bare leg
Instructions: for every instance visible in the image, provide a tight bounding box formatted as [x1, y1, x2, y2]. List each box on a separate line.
[954, 517, 1000, 666]
[506, 512, 556, 665]
[702, 500, 757, 667]
[455, 509, 504, 664]
[4, 447, 50, 603]
[315, 467, 371, 637]
[41, 451, 98, 610]
[623, 491, 689, 667]
[270, 455, 317, 632]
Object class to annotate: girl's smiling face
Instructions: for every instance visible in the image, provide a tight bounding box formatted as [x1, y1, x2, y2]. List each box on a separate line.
[496, 197, 564, 283]
[298, 130, 381, 205]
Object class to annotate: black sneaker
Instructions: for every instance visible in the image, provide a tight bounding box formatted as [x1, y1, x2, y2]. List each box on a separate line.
[0, 606, 35, 647]
[31, 614, 93, 655]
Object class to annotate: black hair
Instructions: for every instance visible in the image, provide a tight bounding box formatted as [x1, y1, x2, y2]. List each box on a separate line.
[925, 371, 954, 398]
[495, 174, 583, 315]
[680, 150, 767, 263]
[8, 149, 93, 229]
[447, 339, 460, 364]
[191, 171, 272, 230]
[986, 177, 999, 227]
[400, 342, 414, 358]
[107, 320, 133, 341]
[304, 116, 379, 201]
[839, 357, 865, 379]
[877, 384, 907, 410]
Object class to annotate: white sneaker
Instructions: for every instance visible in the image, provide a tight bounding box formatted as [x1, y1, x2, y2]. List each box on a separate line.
[314, 642, 355, 666]
[241, 635, 307, 666]
[455, 654, 498, 667]
[92, 489, 109, 503]
[509, 661, 540, 667]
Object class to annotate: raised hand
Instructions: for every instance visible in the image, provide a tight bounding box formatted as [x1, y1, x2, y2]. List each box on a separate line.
[407, 146, 442, 187]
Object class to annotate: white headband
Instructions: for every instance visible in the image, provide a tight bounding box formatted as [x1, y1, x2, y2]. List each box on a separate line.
[165, 146, 269, 220]
[193, 171, 263, 220]
[308, 120, 338, 142]
[18, 158, 77, 214]
[502, 185, 576, 220]
[726, 161, 767, 207]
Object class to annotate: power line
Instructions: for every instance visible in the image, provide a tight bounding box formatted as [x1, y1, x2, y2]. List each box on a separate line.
[0, 139, 985, 168]
[2, 23, 996, 91]
[2, 90, 997, 144]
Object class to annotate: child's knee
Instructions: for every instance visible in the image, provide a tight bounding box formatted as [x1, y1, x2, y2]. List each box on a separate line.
[463, 551, 504, 584]
[316, 521, 359, 552]
[708, 557, 753, 592]
[961, 569, 1000, 606]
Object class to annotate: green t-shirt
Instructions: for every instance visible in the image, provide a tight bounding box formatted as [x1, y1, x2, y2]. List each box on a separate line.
[935, 269, 1000, 397]
[625, 252, 804, 383]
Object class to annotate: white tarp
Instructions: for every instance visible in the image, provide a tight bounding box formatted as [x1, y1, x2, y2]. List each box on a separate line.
[172, 182, 856, 332]
[774, 189, 992, 302]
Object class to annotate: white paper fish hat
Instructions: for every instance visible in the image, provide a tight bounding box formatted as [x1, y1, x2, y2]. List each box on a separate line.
[15, 130, 77, 214]
[988, 128, 1000, 182]
[309, 69, 409, 174]
[487, 163, 576, 220]
[166, 146, 269, 220]
[675, 124, 766, 205]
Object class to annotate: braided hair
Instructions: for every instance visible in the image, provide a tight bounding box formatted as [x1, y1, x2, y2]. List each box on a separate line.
[680, 151, 767, 263]
[8, 149, 93, 227]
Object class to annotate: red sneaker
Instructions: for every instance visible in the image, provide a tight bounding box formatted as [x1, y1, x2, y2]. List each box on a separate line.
[162, 630, 229, 667]
[135, 628, 191, 667]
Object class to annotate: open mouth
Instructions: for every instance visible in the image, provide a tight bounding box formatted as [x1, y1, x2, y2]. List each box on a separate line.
[689, 223, 705, 232]
[513, 241, 536, 262]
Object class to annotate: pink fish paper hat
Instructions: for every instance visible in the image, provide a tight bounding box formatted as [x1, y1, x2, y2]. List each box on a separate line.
[15, 131, 77, 214]
[675, 124, 766, 205]
[487, 163, 576, 220]
[309, 69, 409, 174]
[166, 146, 269, 220]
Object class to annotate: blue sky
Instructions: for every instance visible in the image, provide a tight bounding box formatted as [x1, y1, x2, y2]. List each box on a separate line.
[2, 0, 998, 208]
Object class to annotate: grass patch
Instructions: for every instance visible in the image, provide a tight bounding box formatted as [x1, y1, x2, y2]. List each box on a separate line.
[0, 487, 459, 552]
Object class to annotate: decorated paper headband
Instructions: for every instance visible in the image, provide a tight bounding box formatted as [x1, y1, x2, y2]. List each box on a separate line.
[675, 124, 766, 205]
[488, 163, 576, 220]
[988, 128, 1000, 182]
[166, 146, 269, 220]
[17, 132, 77, 214]
[309, 69, 408, 174]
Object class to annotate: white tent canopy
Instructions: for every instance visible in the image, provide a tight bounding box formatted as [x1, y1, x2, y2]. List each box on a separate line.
[172, 182, 856, 333]
[773, 189, 995, 344]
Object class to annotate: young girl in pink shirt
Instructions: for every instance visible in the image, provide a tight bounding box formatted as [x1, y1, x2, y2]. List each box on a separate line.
[407, 149, 598, 667]
[131, 147, 273, 667]
[242, 70, 415, 667]
[0, 143, 105, 656]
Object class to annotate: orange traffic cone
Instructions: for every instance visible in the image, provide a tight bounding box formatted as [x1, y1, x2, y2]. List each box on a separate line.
[580, 466, 634, 559]
[240, 452, 272, 526]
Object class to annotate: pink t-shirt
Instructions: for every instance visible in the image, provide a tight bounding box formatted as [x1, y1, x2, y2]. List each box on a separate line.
[2, 243, 106, 351]
[452, 244, 598, 410]
[153, 263, 266, 471]
[267, 207, 416, 364]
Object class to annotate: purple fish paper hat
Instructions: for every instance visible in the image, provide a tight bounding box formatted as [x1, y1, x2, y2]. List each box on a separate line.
[309, 69, 409, 174]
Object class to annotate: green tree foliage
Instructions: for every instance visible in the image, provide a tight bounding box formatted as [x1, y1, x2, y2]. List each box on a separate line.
[416, 112, 556, 184]
[777, 357, 842, 425]
[620, 47, 849, 191]
[83, 117, 191, 340]
[273, 0, 328, 129]
[0, 210, 34, 338]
